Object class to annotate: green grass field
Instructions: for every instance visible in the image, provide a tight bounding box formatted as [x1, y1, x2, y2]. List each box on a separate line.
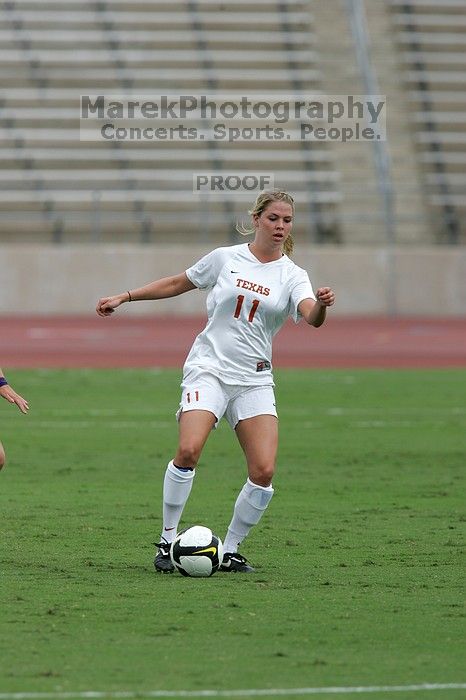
[1, 369, 465, 700]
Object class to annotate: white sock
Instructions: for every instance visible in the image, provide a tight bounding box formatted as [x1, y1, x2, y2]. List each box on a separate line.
[159, 460, 195, 544]
[223, 478, 274, 554]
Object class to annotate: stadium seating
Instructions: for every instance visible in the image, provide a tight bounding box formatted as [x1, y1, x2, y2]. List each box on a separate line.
[390, 0, 466, 243]
[1, 0, 464, 245]
[0, 0, 340, 244]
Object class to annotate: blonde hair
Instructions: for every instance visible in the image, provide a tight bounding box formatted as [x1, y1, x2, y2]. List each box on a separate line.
[236, 190, 295, 257]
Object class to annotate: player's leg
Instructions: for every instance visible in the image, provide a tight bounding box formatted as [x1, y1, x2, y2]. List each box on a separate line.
[163, 409, 216, 541]
[222, 390, 278, 572]
[0, 440, 5, 469]
[155, 370, 227, 572]
[155, 410, 216, 572]
[173, 409, 217, 468]
[224, 415, 277, 552]
[235, 413, 278, 487]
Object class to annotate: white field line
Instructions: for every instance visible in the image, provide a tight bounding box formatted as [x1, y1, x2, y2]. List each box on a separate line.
[1, 419, 428, 430]
[17, 421, 172, 429]
[2, 407, 466, 418]
[282, 407, 466, 417]
[6, 419, 460, 430]
[2, 418, 464, 430]
[8, 408, 172, 416]
[0, 684, 465, 699]
[349, 421, 446, 428]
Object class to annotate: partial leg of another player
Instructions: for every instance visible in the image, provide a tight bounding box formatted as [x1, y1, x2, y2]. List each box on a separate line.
[221, 414, 277, 572]
[154, 409, 216, 573]
[0, 440, 5, 470]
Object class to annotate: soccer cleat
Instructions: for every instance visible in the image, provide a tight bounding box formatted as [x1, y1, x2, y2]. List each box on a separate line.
[220, 552, 255, 573]
[154, 540, 175, 573]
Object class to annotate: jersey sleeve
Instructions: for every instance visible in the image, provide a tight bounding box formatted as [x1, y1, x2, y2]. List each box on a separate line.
[185, 247, 229, 290]
[289, 268, 316, 323]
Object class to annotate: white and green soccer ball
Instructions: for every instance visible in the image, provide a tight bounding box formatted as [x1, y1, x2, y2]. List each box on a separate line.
[170, 525, 224, 577]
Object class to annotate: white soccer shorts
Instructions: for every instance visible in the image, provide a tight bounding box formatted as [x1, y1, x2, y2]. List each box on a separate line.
[176, 368, 278, 429]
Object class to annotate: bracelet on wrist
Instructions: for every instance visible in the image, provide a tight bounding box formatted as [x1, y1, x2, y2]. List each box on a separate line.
[127, 291, 132, 302]
[0, 377, 8, 388]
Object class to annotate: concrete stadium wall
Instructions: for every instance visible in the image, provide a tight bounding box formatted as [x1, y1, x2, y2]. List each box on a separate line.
[0, 245, 465, 317]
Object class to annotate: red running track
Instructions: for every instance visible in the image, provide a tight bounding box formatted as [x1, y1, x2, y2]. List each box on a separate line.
[1, 316, 465, 368]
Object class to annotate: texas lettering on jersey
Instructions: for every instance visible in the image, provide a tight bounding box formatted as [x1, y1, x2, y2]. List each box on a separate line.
[235, 278, 270, 296]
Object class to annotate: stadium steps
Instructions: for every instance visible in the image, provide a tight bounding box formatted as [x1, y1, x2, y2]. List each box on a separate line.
[0, 49, 317, 67]
[0, 69, 321, 90]
[0, 9, 311, 30]
[0, 169, 340, 185]
[309, 0, 431, 244]
[389, 0, 466, 243]
[0, 29, 312, 50]
[0, 147, 335, 169]
[0, 0, 341, 244]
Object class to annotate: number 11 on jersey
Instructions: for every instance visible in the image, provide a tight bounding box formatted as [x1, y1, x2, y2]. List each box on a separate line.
[234, 295, 260, 323]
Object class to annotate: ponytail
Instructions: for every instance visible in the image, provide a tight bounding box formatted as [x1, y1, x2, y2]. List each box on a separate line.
[283, 235, 294, 257]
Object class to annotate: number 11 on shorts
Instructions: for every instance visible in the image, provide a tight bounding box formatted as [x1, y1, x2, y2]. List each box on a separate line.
[186, 391, 199, 404]
[234, 295, 260, 323]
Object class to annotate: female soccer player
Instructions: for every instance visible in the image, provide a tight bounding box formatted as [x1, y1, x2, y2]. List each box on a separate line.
[96, 191, 335, 572]
[0, 368, 29, 469]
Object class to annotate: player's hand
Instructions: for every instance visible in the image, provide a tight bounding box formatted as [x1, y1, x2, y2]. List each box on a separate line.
[0, 386, 29, 414]
[316, 287, 335, 307]
[96, 295, 124, 317]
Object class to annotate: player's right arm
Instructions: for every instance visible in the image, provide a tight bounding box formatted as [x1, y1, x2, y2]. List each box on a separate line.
[0, 368, 29, 414]
[96, 272, 196, 317]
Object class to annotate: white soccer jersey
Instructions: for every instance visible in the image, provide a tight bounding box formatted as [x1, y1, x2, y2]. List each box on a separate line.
[184, 243, 316, 385]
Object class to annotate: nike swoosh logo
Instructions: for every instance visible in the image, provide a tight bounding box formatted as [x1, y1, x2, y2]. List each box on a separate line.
[164, 527, 175, 531]
[230, 270, 238, 273]
[195, 546, 217, 556]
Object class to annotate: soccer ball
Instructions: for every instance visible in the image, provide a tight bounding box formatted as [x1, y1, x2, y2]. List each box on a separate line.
[170, 525, 224, 577]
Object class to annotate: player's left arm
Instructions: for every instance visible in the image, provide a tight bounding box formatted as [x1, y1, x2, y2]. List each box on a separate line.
[298, 287, 335, 328]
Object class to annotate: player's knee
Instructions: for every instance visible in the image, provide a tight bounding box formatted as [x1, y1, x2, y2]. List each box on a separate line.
[249, 463, 274, 487]
[175, 443, 202, 468]
[0, 444, 6, 470]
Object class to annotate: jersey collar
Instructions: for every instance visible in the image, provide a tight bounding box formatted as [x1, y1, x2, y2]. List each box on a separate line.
[244, 243, 285, 265]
